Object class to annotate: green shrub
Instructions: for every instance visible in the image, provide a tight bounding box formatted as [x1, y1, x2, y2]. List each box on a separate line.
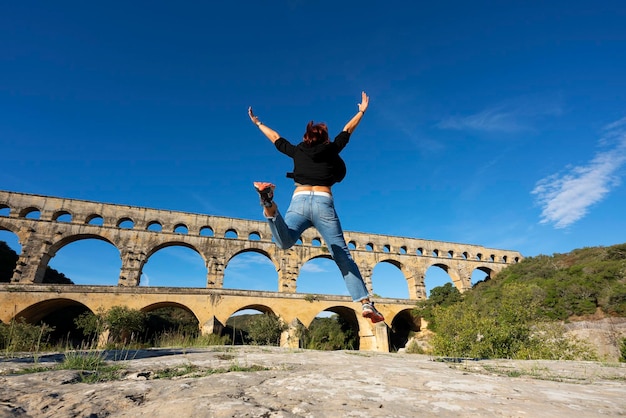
[0, 319, 54, 352]
[301, 316, 357, 351]
[246, 313, 285, 346]
[74, 306, 147, 346]
[620, 338, 626, 363]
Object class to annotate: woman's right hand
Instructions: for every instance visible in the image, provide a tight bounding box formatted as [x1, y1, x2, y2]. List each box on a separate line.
[248, 107, 260, 125]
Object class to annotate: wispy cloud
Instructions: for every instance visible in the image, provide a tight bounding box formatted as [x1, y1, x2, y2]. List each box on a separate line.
[301, 263, 329, 273]
[438, 97, 562, 133]
[532, 117, 626, 229]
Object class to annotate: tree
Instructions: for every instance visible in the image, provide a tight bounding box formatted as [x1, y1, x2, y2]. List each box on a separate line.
[246, 313, 285, 346]
[0, 241, 18, 282]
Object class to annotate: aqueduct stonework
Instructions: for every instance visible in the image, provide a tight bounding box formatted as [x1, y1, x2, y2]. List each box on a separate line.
[0, 190, 523, 351]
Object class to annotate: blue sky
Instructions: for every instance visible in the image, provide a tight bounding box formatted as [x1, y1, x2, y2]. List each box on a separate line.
[1, 1, 625, 301]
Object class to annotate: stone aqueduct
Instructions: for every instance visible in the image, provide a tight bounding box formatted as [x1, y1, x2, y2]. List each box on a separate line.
[0, 190, 523, 351]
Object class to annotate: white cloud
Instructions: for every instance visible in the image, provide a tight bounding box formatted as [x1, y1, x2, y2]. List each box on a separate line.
[438, 97, 562, 133]
[439, 106, 523, 132]
[532, 118, 626, 229]
[300, 262, 329, 273]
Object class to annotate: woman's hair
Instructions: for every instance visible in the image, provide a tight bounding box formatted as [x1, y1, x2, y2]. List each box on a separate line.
[303, 121, 329, 146]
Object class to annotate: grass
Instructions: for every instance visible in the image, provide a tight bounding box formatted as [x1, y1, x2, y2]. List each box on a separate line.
[8, 347, 270, 384]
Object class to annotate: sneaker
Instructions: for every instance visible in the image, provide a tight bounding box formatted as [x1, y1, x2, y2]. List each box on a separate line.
[253, 182, 275, 208]
[362, 302, 385, 323]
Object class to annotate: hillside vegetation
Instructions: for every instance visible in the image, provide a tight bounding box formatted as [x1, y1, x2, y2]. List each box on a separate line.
[415, 242, 626, 360]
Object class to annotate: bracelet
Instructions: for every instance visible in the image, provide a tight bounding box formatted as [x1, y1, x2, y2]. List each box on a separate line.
[256, 121, 262, 126]
[358, 110, 365, 115]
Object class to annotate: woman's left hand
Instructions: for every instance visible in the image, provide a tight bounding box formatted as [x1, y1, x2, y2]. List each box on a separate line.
[358, 91, 369, 113]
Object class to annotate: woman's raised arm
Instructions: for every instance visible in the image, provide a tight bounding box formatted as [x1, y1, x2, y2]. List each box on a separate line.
[342, 91, 369, 133]
[248, 107, 280, 143]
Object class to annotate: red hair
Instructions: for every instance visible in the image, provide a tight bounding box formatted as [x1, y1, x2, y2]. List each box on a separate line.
[303, 121, 329, 146]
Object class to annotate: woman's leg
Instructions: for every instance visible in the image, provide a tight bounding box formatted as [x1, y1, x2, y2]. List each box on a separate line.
[310, 195, 370, 302]
[266, 195, 312, 250]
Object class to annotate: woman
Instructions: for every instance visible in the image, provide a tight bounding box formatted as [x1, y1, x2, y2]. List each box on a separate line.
[248, 91, 384, 323]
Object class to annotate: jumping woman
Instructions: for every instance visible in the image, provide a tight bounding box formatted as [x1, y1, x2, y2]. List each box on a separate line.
[248, 91, 384, 323]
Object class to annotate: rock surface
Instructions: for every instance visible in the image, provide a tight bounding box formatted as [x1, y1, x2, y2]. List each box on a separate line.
[1, 346, 625, 417]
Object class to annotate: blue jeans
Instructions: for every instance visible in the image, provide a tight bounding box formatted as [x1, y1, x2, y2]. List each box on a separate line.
[267, 192, 370, 302]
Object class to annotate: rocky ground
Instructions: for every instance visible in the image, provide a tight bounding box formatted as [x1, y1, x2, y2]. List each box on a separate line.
[1, 346, 625, 418]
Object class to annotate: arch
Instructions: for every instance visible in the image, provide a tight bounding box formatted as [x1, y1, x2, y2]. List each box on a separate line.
[141, 301, 201, 340]
[471, 266, 493, 287]
[223, 249, 278, 292]
[424, 264, 454, 297]
[348, 240, 357, 250]
[20, 207, 41, 219]
[141, 301, 199, 322]
[174, 224, 188, 234]
[366, 243, 374, 251]
[86, 214, 104, 225]
[297, 255, 345, 297]
[399, 246, 407, 255]
[370, 260, 410, 299]
[382, 244, 390, 253]
[14, 298, 93, 324]
[248, 232, 261, 241]
[416, 247, 423, 256]
[0, 204, 10, 217]
[311, 237, 322, 247]
[52, 210, 72, 222]
[46, 235, 122, 286]
[301, 306, 360, 350]
[389, 308, 421, 352]
[147, 221, 163, 232]
[141, 242, 207, 287]
[199, 226, 214, 237]
[225, 229, 238, 239]
[117, 217, 134, 229]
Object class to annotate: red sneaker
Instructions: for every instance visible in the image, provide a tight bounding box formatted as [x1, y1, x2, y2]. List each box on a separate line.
[362, 302, 385, 323]
[253, 182, 275, 208]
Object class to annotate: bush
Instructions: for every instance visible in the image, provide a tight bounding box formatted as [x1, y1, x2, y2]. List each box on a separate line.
[302, 316, 357, 351]
[620, 338, 626, 363]
[0, 319, 54, 352]
[74, 306, 147, 346]
[246, 313, 285, 346]
[429, 283, 598, 360]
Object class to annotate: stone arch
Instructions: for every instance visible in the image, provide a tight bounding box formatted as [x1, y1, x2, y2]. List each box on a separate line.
[0, 203, 10, 216]
[141, 301, 199, 321]
[389, 308, 421, 352]
[219, 303, 278, 333]
[223, 248, 279, 291]
[471, 265, 494, 287]
[424, 262, 457, 296]
[302, 305, 361, 350]
[225, 228, 238, 239]
[370, 259, 411, 299]
[14, 298, 95, 324]
[85, 214, 104, 225]
[174, 223, 188, 234]
[0, 220, 21, 236]
[39, 234, 121, 285]
[297, 254, 344, 297]
[140, 301, 202, 336]
[141, 241, 208, 287]
[19, 207, 41, 219]
[52, 210, 72, 222]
